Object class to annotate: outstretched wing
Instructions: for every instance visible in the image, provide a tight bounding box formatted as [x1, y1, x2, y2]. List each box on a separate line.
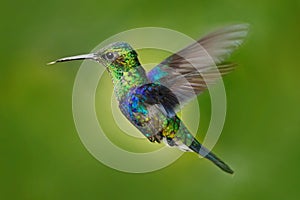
[147, 24, 249, 110]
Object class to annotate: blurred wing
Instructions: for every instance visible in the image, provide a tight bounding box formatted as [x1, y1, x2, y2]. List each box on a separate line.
[147, 24, 249, 110]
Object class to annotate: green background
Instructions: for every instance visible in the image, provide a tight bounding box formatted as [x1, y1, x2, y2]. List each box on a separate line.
[1, 0, 299, 199]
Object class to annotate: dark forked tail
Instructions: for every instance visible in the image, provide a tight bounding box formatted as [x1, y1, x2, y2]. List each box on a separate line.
[189, 140, 234, 174]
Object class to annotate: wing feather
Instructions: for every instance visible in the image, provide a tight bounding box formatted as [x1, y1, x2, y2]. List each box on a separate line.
[147, 24, 249, 110]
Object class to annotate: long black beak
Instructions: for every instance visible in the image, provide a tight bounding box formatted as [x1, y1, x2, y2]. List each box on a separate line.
[47, 53, 96, 65]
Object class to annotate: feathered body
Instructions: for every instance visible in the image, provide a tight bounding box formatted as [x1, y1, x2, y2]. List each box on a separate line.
[49, 24, 249, 174]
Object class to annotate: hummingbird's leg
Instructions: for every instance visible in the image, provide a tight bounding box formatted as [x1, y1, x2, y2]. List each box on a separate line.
[154, 137, 161, 143]
[147, 136, 157, 143]
[154, 133, 163, 143]
[146, 132, 163, 143]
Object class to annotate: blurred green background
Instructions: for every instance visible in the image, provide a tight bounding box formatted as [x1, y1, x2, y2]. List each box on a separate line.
[1, 0, 300, 199]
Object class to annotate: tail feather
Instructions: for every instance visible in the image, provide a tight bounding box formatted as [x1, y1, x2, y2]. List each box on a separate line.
[189, 140, 234, 174]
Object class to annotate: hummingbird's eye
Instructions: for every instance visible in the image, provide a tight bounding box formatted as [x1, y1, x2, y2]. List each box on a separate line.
[105, 52, 115, 60]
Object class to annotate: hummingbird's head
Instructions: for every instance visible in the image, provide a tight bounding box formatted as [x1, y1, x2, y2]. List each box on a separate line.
[97, 42, 140, 75]
[48, 42, 147, 97]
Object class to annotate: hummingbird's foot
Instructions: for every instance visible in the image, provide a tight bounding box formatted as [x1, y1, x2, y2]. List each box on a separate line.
[147, 133, 163, 143]
[147, 136, 157, 143]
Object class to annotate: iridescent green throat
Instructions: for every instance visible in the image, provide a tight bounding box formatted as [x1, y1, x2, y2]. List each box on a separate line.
[107, 57, 148, 101]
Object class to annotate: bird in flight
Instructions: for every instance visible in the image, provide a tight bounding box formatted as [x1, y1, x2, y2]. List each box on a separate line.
[49, 24, 249, 174]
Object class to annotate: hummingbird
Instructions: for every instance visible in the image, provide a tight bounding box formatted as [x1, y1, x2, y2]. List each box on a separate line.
[49, 24, 248, 174]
